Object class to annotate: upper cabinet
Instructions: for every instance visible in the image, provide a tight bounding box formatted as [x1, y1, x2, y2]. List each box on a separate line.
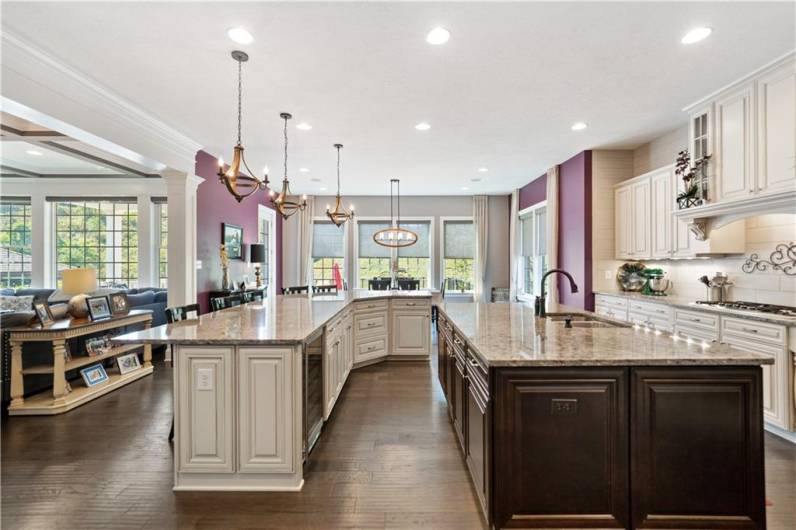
[683, 52, 796, 209]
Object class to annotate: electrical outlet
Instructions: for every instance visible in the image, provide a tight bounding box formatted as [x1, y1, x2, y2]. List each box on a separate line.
[604, 270, 613, 280]
[551, 398, 578, 416]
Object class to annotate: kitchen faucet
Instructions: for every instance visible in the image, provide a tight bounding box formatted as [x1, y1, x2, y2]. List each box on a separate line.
[534, 268, 579, 317]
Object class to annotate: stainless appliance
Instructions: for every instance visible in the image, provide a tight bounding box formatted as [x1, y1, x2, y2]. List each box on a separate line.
[693, 300, 796, 321]
[698, 272, 734, 302]
[303, 328, 324, 462]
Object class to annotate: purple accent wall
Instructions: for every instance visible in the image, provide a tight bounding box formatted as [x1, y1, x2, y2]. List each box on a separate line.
[556, 151, 593, 310]
[519, 174, 547, 210]
[195, 150, 283, 313]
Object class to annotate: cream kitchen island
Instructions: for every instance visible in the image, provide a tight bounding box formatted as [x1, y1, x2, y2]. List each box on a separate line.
[113, 291, 431, 492]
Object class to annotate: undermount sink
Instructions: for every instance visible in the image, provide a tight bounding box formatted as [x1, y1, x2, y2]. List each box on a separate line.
[546, 313, 625, 329]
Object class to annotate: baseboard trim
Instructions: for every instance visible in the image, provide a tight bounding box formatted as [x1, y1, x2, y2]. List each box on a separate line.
[765, 422, 796, 444]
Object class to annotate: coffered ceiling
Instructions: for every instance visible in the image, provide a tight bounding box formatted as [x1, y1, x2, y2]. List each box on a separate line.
[1, 2, 793, 194]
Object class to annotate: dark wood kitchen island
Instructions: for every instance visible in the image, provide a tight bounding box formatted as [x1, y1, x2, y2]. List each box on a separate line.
[436, 302, 772, 530]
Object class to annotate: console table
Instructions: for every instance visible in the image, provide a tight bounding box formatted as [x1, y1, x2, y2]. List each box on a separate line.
[7, 310, 153, 415]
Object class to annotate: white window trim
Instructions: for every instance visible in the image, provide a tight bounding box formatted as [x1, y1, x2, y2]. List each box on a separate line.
[517, 201, 547, 304]
[155, 202, 168, 288]
[439, 216, 474, 295]
[258, 205, 277, 299]
[352, 216, 435, 290]
[311, 216, 347, 287]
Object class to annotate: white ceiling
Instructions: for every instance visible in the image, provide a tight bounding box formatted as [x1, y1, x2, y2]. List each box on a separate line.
[1, 2, 794, 194]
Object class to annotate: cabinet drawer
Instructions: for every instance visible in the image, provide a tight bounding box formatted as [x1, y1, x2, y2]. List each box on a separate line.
[674, 309, 719, 332]
[595, 304, 628, 321]
[466, 348, 489, 397]
[355, 299, 388, 312]
[629, 312, 672, 332]
[391, 298, 431, 311]
[629, 300, 672, 319]
[674, 324, 719, 344]
[354, 312, 387, 336]
[595, 295, 628, 311]
[721, 316, 786, 347]
[356, 336, 387, 360]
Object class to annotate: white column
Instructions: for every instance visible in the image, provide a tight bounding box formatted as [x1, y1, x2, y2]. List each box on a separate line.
[162, 170, 203, 307]
[29, 192, 48, 288]
[136, 195, 154, 288]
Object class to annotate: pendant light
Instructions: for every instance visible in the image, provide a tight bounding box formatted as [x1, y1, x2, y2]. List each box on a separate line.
[326, 144, 355, 227]
[217, 51, 269, 203]
[269, 112, 307, 219]
[373, 179, 417, 248]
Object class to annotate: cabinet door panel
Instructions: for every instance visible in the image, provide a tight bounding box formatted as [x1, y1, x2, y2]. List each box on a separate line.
[614, 187, 632, 259]
[631, 367, 765, 530]
[757, 63, 796, 194]
[631, 180, 651, 259]
[493, 368, 628, 529]
[716, 87, 753, 201]
[238, 347, 294, 473]
[391, 310, 431, 356]
[651, 170, 672, 258]
[177, 347, 234, 473]
[466, 384, 489, 516]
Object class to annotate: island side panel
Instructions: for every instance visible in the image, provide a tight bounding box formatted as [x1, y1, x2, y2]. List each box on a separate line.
[631, 366, 765, 530]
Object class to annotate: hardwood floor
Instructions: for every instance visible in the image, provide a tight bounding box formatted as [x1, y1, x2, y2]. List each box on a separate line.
[2, 342, 795, 530]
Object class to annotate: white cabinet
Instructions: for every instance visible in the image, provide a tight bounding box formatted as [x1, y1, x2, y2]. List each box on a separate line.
[614, 186, 632, 259]
[630, 179, 651, 259]
[353, 300, 389, 364]
[627, 299, 672, 332]
[650, 168, 672, 259]
[757, 61, 796, 195]
[715, 85, 755, 202]
[391, 311, 431, 356]
[594, 294, 629, 321]
[324, 310, 353, 419]
[177, 347, 235, 474]
[238, 347, 294, 473]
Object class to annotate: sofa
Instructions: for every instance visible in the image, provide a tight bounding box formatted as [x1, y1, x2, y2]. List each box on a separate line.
[1, 287, 168, 409]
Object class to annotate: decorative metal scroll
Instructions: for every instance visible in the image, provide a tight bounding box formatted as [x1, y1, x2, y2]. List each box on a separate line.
[742, 242, 796, 276]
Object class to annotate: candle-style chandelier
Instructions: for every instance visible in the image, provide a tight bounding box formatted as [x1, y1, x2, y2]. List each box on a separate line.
[326, 144, 355, 227]
[373, 179, 417, 248]
[217, 51, 269, 203]
[269, 112, 307, 219]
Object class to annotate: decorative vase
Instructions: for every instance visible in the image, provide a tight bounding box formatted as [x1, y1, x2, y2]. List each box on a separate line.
[222, 267, 230, 290]
[67, 294, 90, 318]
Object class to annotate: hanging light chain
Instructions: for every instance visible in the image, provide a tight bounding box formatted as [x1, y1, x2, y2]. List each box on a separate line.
[236, 58, 243, 145]
[336, 145, 342, 194]
[283, 114, 289, 181]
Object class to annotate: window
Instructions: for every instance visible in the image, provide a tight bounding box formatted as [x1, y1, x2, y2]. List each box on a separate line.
[397, 221, 431, 288]
[312, 221, 344, 286]
[53, 199, 138, 288]
[442, 220, 474, 293]
[357, 221, 391, 288]
[156, 202, 168, 288]
[258, 213, 270, 287]
[0, 199, 32, 288]
[520, 204, 547, 298]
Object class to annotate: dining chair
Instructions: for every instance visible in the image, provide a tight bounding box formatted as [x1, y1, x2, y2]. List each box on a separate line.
[282, 285, 309, 295]
[397, 278, 420, 291]
[313, 284, 338, 296]
[243, 291, 264, 302]
[368, 278, 392, 291]
[210, 297, 226, 312]
[165, 303, 200, 323]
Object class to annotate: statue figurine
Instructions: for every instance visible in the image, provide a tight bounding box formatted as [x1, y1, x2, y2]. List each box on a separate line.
[220, 244, 230, 290]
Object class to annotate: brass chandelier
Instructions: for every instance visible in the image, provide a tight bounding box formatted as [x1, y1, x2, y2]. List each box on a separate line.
[217, 51, 269, 203]
[269, 112, 307, 219]
[373, 179, 417, 248]
[326, 144, 355, 227]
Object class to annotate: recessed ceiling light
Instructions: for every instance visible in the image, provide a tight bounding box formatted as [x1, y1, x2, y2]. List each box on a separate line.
[681, 27, 712, 44]
[471, 178, 481, 182]
[26, 149, 43, 156]
[227, 27, 253, 45]
[477, 167, 488, 173]
[461, 186, 469, 191]
[415, 122, 431, 131]
[319, 187, 327, 191]
[296, 123, 312, 131]
[310, 177, 321, 182]
[426, 27, 450, 45]
[571, 122, 588, 131]
[299, 168, 310, 173]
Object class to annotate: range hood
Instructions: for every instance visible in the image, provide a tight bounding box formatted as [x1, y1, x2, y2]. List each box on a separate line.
[674, 189, 796, 241]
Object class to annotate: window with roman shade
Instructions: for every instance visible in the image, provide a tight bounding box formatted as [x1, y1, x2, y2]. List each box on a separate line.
[397, 221, 431, 288]
[312, 221, 345, 285]
[442, 220, 474, 293]
[520, 205, 547, 297]
[357, 220, 391, 288]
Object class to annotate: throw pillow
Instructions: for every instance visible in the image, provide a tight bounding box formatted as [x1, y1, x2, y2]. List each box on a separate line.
[0, 295, 34, 312]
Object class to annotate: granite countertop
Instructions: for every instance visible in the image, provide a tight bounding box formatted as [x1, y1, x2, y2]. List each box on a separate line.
[113, 290, 431, 346]
[594, 290, 796, 326]
[438, 302, 773, 368]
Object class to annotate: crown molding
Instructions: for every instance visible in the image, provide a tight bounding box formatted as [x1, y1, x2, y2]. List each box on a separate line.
[1, 27, 203, 172]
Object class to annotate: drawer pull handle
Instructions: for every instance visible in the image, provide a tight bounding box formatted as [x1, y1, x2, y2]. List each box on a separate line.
[367, 323, 375, 327]
[692, 318, 702, 323]
[406, 302, 416, 306]
[741, 327, 758, 333]
[454, 338, 463, 345]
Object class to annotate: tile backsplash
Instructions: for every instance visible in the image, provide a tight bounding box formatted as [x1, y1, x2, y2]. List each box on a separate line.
[649, 214, 796, 305]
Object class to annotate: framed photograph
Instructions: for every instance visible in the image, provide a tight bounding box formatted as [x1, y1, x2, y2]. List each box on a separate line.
[86, 296, 112, 321]
[222, 223, 243, 259]
[109, 293, 130, 315]
[80, 364, 109, 387]
[33, 301, 54, 326]
[85, 336, 111, 356]
[116, 353, 141, 375]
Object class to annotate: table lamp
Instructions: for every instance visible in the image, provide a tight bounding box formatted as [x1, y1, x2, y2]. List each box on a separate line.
[249, 244, 266, 288]
[62, 268, 98, 318]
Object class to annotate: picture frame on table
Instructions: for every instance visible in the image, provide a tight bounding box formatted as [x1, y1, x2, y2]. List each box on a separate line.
[80, 364, 109, 387]
[85, 336, 111, 356]
[116, 353, 141, 375]
[109, 293, 130, 315]
[222, 223, 243, 259]
[33, 301, 54, 327]
[86, 295, 112, 321]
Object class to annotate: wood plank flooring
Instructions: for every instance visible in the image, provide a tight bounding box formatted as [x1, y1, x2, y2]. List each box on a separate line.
[2, 341, 795, 530]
